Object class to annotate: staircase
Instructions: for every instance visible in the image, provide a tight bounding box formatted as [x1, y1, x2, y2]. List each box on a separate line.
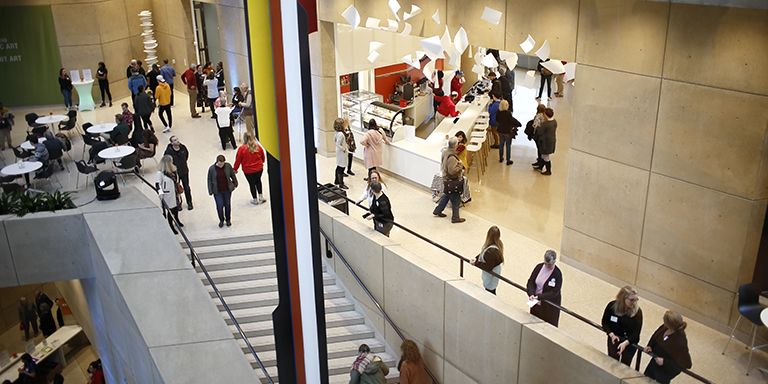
[182, 233, 399, 383]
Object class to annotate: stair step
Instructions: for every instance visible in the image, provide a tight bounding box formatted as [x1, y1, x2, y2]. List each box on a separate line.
[230, 311, 364, 338]
[183, 233, 273, 248]
[238, 324, 375, 354]
[198, 265, 276, 284]
[216, 285, 344, 311]
[224, 297, 354, 325]
[208, 273, 336, 299]
[254, 354, 397, 383]
[194, 253, 276, 271]
[329, 371, 401, 384]
[245, 338, 386, 369]
[189, 241, 275, 259]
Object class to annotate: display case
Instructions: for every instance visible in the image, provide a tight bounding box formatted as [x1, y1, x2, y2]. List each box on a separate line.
[363, 101, 413, 141]
[341, 90, 382, 130]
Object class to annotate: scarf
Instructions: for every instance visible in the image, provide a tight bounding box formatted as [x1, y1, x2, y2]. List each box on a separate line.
[351, 352, 372, 374]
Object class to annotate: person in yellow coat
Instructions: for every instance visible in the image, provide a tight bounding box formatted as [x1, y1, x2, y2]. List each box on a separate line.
[155, 75, 173, 133]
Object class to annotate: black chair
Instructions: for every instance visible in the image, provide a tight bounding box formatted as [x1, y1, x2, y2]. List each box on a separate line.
[31, 125, 48, 137]
[723, 283, 767, 374]
[12, 146, 32, 160]
[25, 113, 45, 133]
[58, 110, 80, 137]
[82, 134, 100, 161]
[33, 165, 61, 190]
[45, 139, 67, 172]
[88, 141, 108, 165]
[75, 160, 98, 189]
[0, 174, 21, 194]
[113, 132, 130, 146]
[115, 152, 138, 185]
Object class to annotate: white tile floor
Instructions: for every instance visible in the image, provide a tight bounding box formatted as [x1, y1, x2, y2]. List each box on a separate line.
[4, 77, 765, 383]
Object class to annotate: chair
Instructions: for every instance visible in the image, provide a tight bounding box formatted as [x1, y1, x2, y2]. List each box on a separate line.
[33, 165, 62, 190]
[12, 146, 32, 160]
[82, 134, 99, 161]
[31, 125, 48, 137]
[88, 141, 108, 165]
[115, 152, 138, 185]
[75, 160, 98, 189]
[723, 283, 767, 375]
[58, 110, 81, 137]
[0, 174, 21, 194]
[25, 113, 45, 133]
[112, 132, 130, 146]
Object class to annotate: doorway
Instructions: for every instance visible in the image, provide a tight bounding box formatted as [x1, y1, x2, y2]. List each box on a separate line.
[192, 2, 221, 67]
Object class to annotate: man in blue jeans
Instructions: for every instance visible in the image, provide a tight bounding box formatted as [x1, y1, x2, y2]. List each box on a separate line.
[160, 59, 176, 106]
[433, 137, 465, 223]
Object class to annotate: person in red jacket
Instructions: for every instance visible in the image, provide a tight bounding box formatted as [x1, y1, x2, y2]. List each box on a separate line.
[451, 70, 464, 103]
[181, 65, 201, 118]
[233, 132, 267, 205]
[434, 89, 460, 126]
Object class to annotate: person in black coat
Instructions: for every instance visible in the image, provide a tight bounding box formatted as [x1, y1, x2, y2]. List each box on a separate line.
[133, 86, 155, 133]
[38, 303, 56, 337]
[35, 290, 53, 316]
[54, 298, 64, 328]
[526, 250, 562, 327]
[644, 311, 692, 384]
[602, 285, 643, 366]
[535, 108, 557, 175]
[165, 136, 193, 210]
[365, 181, 393, 237]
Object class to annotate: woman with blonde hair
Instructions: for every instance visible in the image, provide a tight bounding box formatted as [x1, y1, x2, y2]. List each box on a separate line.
[398, 339, 427, 384]
[356, 169, 387, 208]
[644, 311, 692, 383]
[234, 132, 266, 204]
[470, 226, 504, 295]
[156, 155, 182, 234]
[602, 286, 643, 366]
[333, 118, 349, 189]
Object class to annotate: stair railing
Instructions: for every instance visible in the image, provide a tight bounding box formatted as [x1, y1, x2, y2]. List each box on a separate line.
[317, 183, 715, 384]
[319, 227, 440, 384]
[135, 171, 274, 384]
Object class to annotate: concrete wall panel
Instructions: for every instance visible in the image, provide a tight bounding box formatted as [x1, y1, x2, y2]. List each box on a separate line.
[504, 0, 579, 61]
[663, 4, 768, 96]
[96, 0, 131, 44]
[563, 151, 649, 253]
[51, 4, 101, 46]
[641, 174, 756, 291]
[652, 80, 768, 199]
[446, 0, 507, 51]
[0, 216, 17, 288]
[576, 0, 669, 76]
[570, 65, 661, 170]
[562, 227, 639, 284]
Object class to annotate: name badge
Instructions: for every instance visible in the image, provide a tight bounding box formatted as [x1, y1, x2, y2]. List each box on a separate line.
[547, 279, 556, 287]
[610, 316, 618, 323]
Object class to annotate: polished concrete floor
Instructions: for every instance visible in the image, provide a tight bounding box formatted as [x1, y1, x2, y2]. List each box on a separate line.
[4, 79, 765, 383]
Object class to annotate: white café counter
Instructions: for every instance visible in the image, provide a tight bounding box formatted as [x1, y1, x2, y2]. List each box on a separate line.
[350, 95, 490, 188]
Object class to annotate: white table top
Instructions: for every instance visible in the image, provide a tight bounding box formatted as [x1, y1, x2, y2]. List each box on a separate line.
[35, 115, 67, 125]
[0, 325, 83, 381]
[99, 146, 135, 159]
[20, 137, 46, 150]
[87, 122, 117, 134]
[1, 161, 42, 175]
[72, 80, 94, 86]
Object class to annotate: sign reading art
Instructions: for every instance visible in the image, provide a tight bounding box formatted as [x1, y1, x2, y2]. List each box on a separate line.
[0, 6, 63, 107]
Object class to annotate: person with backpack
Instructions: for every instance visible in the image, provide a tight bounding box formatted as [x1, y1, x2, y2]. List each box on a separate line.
[537, 59, 553, 101]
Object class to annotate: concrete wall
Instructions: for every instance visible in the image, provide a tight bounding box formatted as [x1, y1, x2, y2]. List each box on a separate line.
[319, 203, 656, 384]
[0, 187, 257, 384]
[214, 0, 249, 95]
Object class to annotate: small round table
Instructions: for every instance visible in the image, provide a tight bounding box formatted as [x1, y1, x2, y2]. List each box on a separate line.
[35, 115, 67, 131]
[86, 123, 117, 134]
[99, 146, 135, 160]
[20, 137, 47, 150]
[1, 161, 43, 187]
[72, 80, 95, 111]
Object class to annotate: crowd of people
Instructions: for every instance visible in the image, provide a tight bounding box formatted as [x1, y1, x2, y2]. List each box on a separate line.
[17, 290, 63, 341]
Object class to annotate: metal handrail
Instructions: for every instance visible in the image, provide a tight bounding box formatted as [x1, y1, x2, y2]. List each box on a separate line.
[317, 183, 715, 384]
[319, 227, 439, 384]
[134, 171, 274, 383]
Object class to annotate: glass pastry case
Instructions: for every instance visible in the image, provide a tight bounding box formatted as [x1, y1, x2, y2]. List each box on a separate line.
[341, 90, 382, 130]
[362, 101, 413, 140]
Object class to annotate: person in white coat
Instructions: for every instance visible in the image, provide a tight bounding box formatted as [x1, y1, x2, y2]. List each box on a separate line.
[333, 118, 348, 189]
[156, 155, 183, 234]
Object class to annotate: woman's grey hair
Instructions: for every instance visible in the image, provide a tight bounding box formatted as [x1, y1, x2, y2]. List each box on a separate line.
[370, 180, 382, 194]
[448, 137, 458, 149]
[544, 250, 557, 264]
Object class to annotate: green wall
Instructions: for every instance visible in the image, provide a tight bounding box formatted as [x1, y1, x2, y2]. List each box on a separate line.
[0, 6, 62, 107]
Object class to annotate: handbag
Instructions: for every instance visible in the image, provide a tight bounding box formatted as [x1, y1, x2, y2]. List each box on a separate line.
[443, 178, 463, 194]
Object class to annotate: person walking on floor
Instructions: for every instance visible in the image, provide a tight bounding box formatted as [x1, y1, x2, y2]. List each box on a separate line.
[18, 297, 38, 341]
[96, 62, 112, 107]
[204, 72, 219, 119]
[146, 64, 160, 95]
[432, 137, 465, 223]
[155, 75, 173, 133]
[181, 64, 201, 118]
[348, 343, 389, 384]
[207, 154, 238, 228]
[234, 132, 267, 205]
[470, 226, 504, 295]
[530, 104, 546, 168]
[526, 250, 563, 327]
[397, 340, 427, 384]
[133, 85, 155, 133]
[160, 59, 176, 105]
[333, 118, 349, 190]
[215, 91, 237, 150]
[365, 181, 394, 237]
[359, 119, 390, 179]
[487, 92, 501, 148]
[238, 83, 256, 137]
[164, 136, 193, 210]
[196, 65, 207, 113]
[534, 108, 557, 175]
[496, 99, 521, 165]
[344, 117, 357, 176]
[602, 285, 643, 367]
[215, 62, 225, 91]
[128, 69, 147, 104]
[58, 68, 73, 110]
[156, 155, 183, 234]
[537, 59, 553, 101]
[644, 311, 692, 384]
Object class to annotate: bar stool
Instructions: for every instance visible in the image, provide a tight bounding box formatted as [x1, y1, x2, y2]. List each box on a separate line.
[466, 142, 483, 181]
[722, 283, 766, 375]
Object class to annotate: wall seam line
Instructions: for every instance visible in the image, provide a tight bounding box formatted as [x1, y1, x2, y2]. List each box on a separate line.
[2, 219, 20, 285]
[562, 225, 640, 256]
[574, 0, 581, 62]
[638, 255, 737, 294]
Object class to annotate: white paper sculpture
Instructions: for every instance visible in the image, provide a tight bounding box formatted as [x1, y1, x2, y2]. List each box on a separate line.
[370, 41, 385, 53]
[404, 5, 421, 20]
[542, 60, 565, 74]
[454, 27, 468, 55]
[481, 53, 498, 68]
[519, 34, 535, 53]
[365, 17, 381, 29]
[367, 51, 380, 63]
[421, 36, 443, 60]
[399, 22, 412, 36]
[432, 9, 440, 24]
[139, 11, 158, 66]
[480, 7, 502, 25]
[342, 5, 361, 30]
[535, 40, 551, 60]
[388, 0, 401, 21]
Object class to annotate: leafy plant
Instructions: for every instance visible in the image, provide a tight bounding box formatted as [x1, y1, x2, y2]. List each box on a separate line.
[1, 190, 76, 217]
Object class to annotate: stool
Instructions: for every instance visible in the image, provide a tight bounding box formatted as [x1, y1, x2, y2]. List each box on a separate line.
[466, 143, 482, 181]
[723, 283, 767, 375]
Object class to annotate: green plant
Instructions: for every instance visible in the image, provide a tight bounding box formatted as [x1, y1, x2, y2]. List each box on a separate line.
[0, 190, 76, 217]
